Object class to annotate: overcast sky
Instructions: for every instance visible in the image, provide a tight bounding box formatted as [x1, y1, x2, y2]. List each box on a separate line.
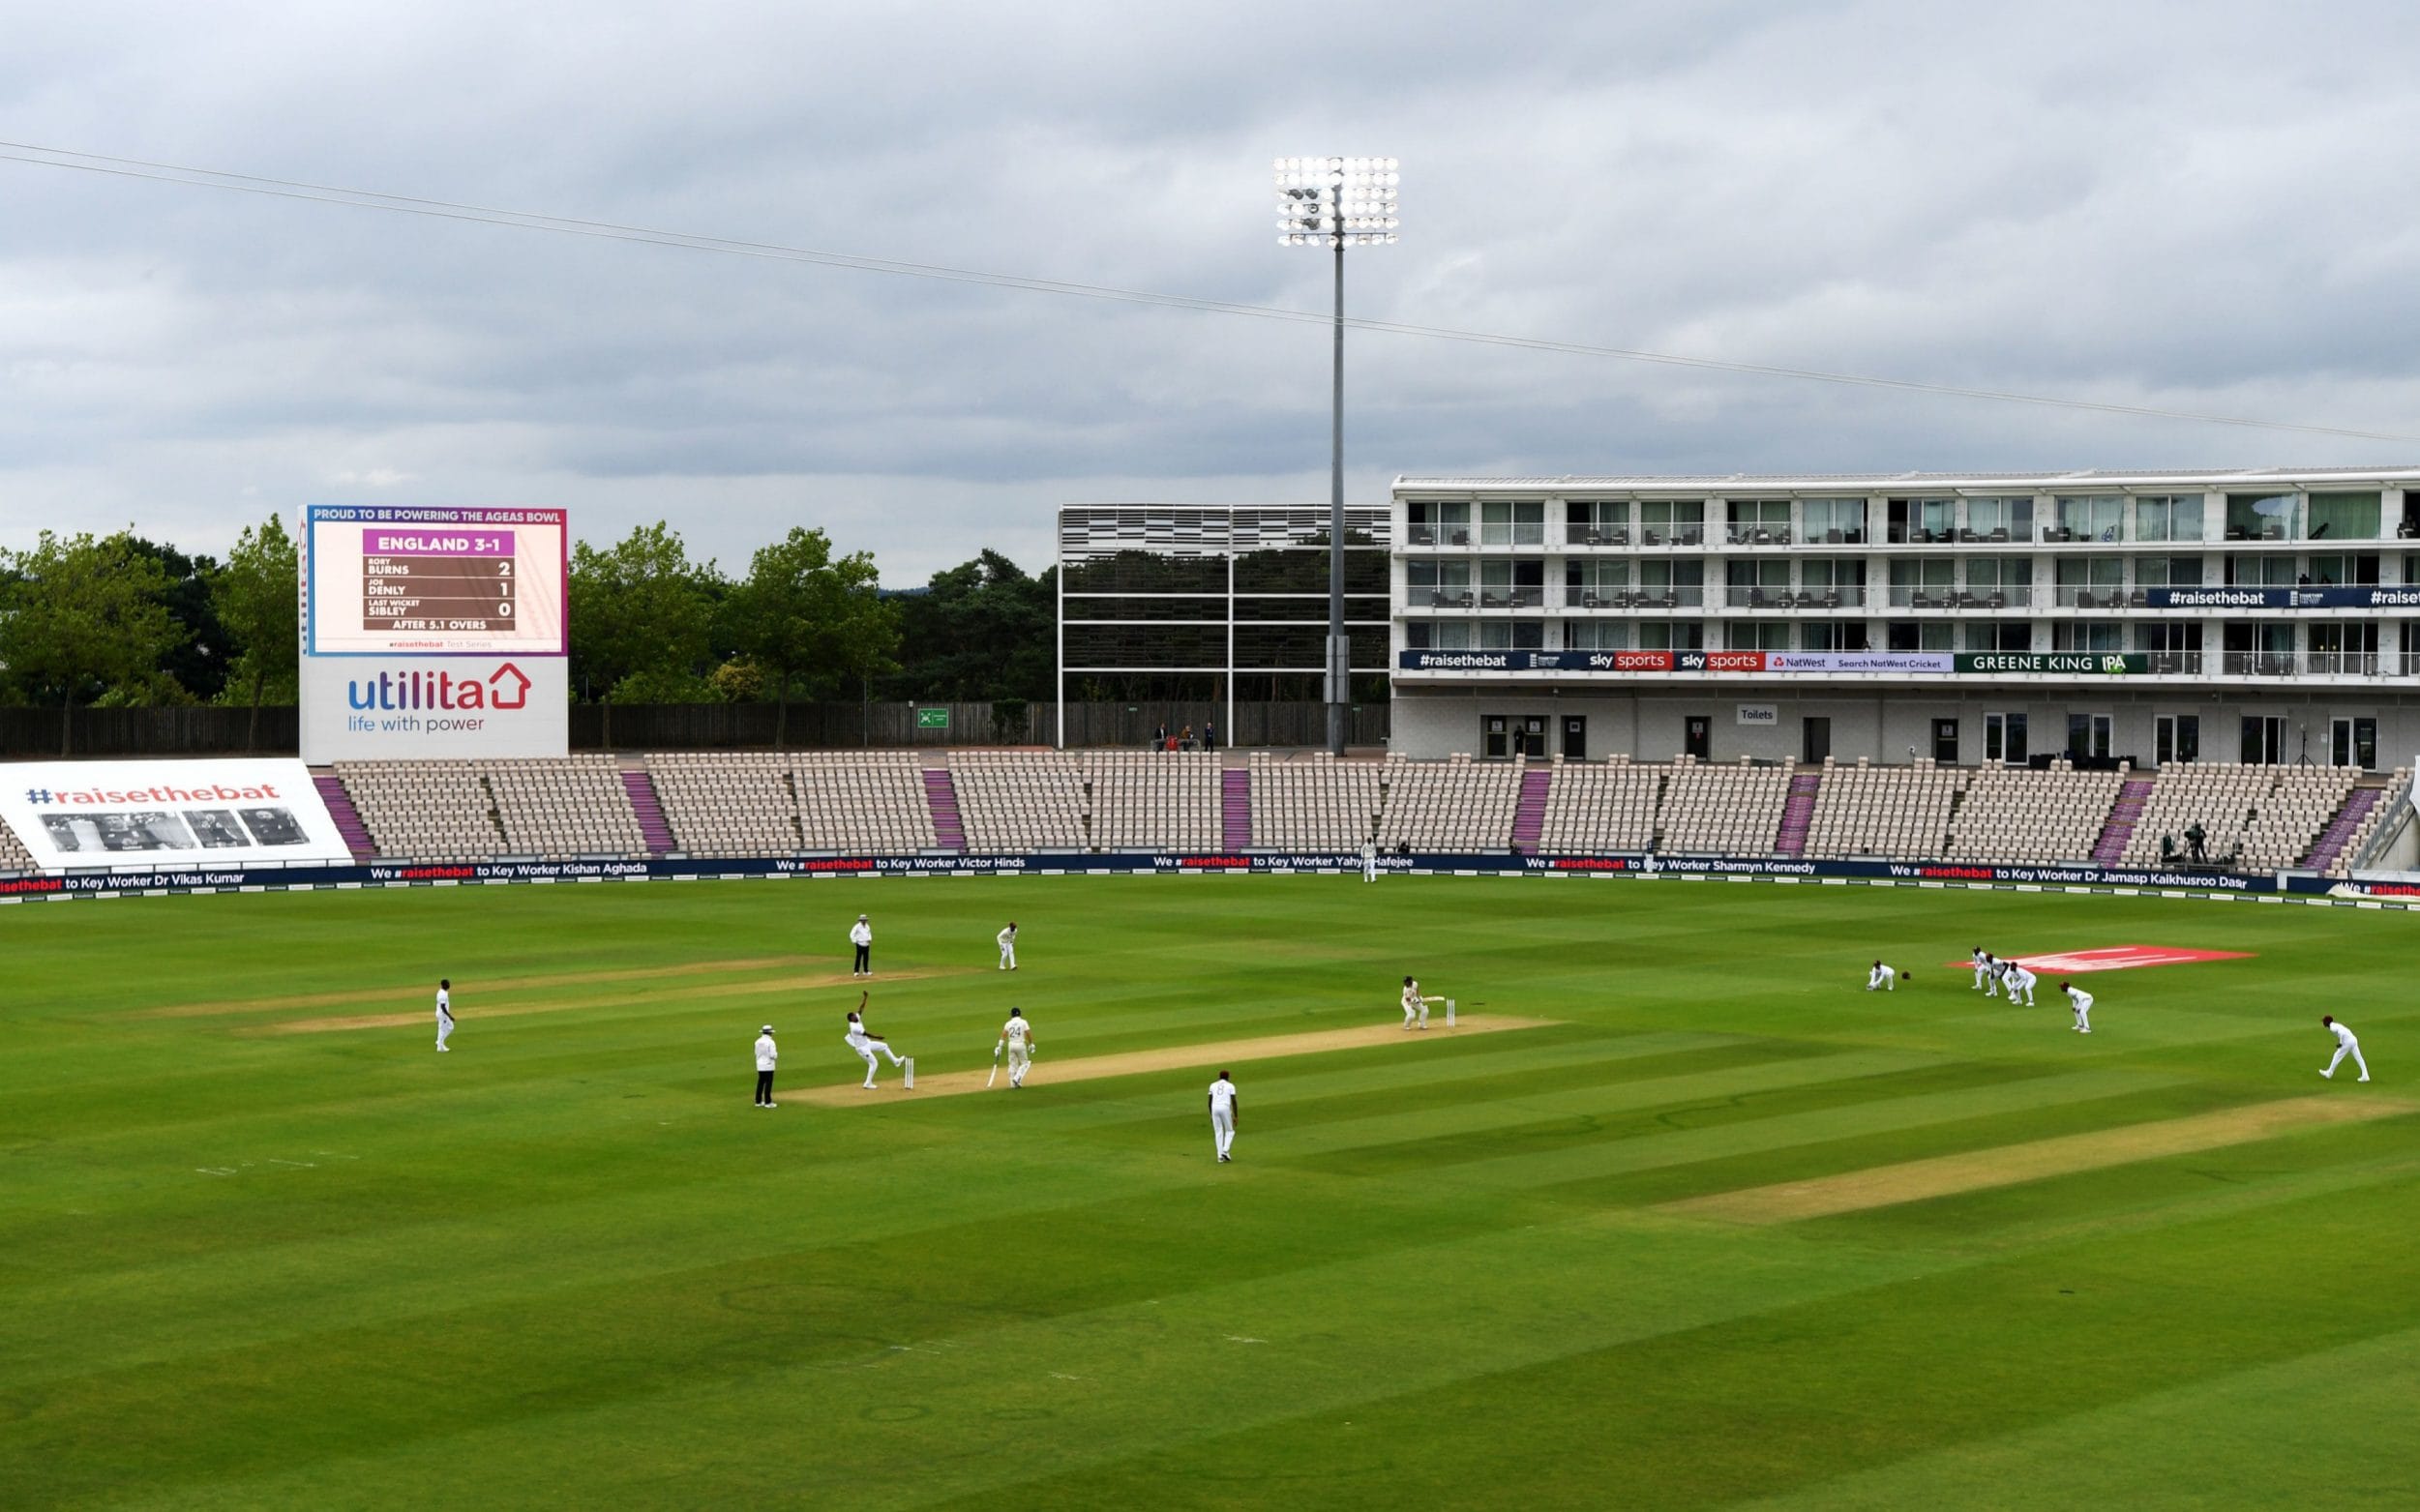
[5, 0, 2419, 582]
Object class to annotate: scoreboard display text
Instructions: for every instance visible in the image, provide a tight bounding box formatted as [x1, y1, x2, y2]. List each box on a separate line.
[306, 506, 568, 656]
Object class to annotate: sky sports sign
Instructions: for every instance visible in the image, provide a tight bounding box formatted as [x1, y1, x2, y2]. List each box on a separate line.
[0, 758, 355, 873]
[1399, 650, 2146, 675]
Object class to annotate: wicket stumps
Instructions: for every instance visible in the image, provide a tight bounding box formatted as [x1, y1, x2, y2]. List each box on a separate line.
[903, 1057, 915, 1089]
[1446, 998, 1455, 1026]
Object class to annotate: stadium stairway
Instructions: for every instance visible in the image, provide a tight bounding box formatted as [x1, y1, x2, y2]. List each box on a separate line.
[1221, 767, 1252, 849]
[2092, 777, 2156, 864]
[312, 774, 378, 863]
[921, 767, 967, 852]
[618, 769, 676, 856]
[1510, 768, 1550, 853]
[1774, 771, 1821, 857]
[2303, 785, 2382, 871]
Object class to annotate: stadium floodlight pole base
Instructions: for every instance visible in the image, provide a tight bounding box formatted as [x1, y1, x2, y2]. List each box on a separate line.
[904, 1057, 915, 1089]
[1446, 998, 1455, 1026]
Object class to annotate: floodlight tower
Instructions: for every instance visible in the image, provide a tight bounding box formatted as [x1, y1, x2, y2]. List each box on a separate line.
[1276, 155, 1398, 756]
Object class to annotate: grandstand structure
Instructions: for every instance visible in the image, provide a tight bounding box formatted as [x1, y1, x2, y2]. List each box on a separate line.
[0, 751, 2402, 878]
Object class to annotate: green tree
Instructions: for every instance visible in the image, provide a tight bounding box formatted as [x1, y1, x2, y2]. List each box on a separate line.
[0, 530, 187, 753]
[568, 522, 723, 746]
[210, 515, 301, 750]
[881, 549, 1056, 701]
[721, 527, 897, 747]
[126, 537, 229, 701]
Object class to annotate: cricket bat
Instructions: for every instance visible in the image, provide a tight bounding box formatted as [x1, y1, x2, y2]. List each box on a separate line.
[987, 1045, 1001, 1087]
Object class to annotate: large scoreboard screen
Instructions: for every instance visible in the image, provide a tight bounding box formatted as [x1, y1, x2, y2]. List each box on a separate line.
[305, 506, 568, 656]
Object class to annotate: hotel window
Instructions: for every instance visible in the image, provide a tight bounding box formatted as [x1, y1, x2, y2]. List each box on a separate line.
[1985, 712, 2028, 762]
[1477, 558, 1545, 606]
[1408, 619, 1471, 650]
[1724, 499, 1791, 543]
[1413, 556, 1461, 605]
[2307, 491, 2381, 542]
[1637, 559, 1704, 607]
[1888, 558, 1954, 608]
[1887, 497, 1957, 544]
[1725, 558, 1790, 608]
[2055, 556, 2124, 607]
[1884, 621, 1954, 651]
[1566, 500, 1630, 543]
[2052, 621, 2125, 653]
[1638, 500, 1705, 545]
[1728, 621, 1790, 650]
[2225, 554, 2295, 587]
[1565, 619, 1629, 650]
[1962, 556, 2033, 606]
[1964, 621, 2032, 652]
[1964, 496, 2034, 542]
[1477, 620, 1545, 650]
[2132, 556, 2203, 589]
[1565, 558, 1629, 603]
[1479, 500, 1545, 547]
[2305, 554, 2380, 586]
[2052, 495, 2124, 542]
[2134, 494, 2205, 543]
[2226, 493, 2298, 541]
[1801, 620, 1868, 651]
[1637, 620, 1705, 651]
[1802, 497, 1867, 544]
[1800, 557, 1866, 606]
[1406, 501, 1470, 547]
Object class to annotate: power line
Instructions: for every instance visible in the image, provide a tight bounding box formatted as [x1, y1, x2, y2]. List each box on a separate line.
[3, 139, 2413, 446]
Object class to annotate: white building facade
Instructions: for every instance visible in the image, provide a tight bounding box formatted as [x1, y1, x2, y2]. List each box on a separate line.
[1389, 468, 2420, 768]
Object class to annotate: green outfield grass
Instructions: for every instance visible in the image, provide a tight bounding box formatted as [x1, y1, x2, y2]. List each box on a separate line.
[3, 875, 2415, 1510]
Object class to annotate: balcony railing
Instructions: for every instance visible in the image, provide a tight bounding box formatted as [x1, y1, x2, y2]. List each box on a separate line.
[1721, 586, 1866, 609]
[1560, 586, 1704, 610]
[2305, 650, 2384, 676]
[1566, 527, 1632, 547]
[2221, 651, 2302, 676]
[1885, 586, 2021, 609]
[2049, 585, 2146, 608]
[1423, 588, 1543, 609]
[1407, 523, 1472, 547]
[1724, 526, 1794, 546]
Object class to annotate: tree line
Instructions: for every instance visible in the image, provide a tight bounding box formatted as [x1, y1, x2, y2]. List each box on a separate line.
[0, 520, 1057, 744]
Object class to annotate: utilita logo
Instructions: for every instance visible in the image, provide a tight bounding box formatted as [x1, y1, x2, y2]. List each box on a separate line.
[347, 663, 534, 712]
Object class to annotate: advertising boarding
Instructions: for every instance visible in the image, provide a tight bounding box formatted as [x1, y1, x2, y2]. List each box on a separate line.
[0, 758, 355, 873]
[299, 505, 571, 761]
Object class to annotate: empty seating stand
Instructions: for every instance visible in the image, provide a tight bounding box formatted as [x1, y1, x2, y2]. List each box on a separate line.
[1803, 758, 1966, 860]
[1658, 756, 1796, 854]
[1248, 753, 1382, 850]
[0, 815, 36, 874]
[1086, 752, 1223, 850]
[790, 753, 939, 853]
[335, 762, 505, 861]
[1376, 754, 1524, 851]
[488, 756, 647, 859]
[1536, 756, 1662, 852]
[1945, 761, 2125, 864]
[948, 751, 1089, 851]
[645, 754, 801, 858]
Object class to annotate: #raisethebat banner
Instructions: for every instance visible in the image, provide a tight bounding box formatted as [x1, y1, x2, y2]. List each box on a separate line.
[0, 758, 355, 873]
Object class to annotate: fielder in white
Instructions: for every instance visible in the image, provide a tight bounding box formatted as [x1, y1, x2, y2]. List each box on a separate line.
[1208, 1070, 1238, 1162]
[1971, 948, 1992, 991]
[1867, 960, 1897, 992]
[845, 993, 907, 1087]
[2063, 982, 2094, 1033]
[434, 978, 455, 1052]
[1361, 843, 1378, 882]
[997, 1006, 1035, 1088]
[997, 922, 1019, 971]
[2320, 1015, 2372, 1082]
[2003, 963, 2039, 1007]
[1401, 975, 1444, 1030]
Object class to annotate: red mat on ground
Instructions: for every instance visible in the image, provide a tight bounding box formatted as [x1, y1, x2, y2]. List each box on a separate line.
[1942, 945, 2256, 974]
